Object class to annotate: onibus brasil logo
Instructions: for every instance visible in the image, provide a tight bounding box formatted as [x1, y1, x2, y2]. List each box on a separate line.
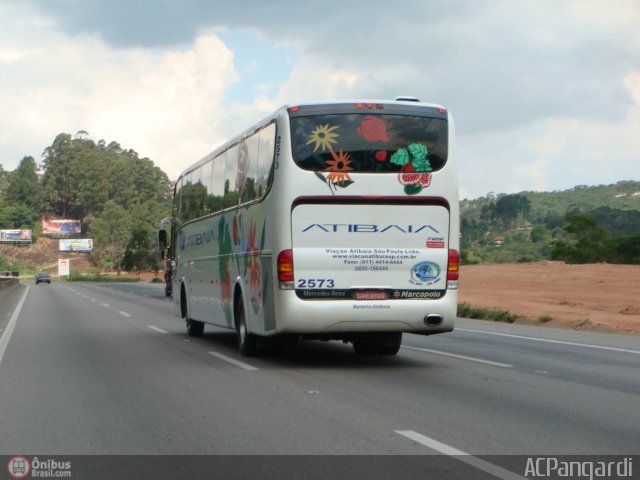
[7, 456, 30, 479]
[7, 456, 72, 478]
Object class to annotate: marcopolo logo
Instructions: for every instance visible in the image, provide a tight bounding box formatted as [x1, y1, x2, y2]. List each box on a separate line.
[410, 261, 441, 285]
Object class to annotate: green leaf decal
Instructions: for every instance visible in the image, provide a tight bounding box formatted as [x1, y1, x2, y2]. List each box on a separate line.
[390, 148, 410, 166]
[333, 179, 354, 188]
[412, 157, 433, 173]
[314, 171, 328, 184]
[408, 143, 428, 163]
[404, 184, 423, 195]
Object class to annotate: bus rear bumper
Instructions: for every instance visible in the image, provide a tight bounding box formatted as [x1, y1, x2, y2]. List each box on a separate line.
[272, 292, 457, 336]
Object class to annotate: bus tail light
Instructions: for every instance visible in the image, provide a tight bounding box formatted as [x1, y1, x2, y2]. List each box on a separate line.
[277, 249, 295, 289]
[447, 249, 459, 289]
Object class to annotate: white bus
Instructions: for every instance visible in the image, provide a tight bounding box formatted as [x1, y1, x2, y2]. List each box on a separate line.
[158, 98, 459, 356]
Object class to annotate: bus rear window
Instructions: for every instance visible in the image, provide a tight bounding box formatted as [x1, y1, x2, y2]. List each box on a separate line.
[291, 114, 447, 173]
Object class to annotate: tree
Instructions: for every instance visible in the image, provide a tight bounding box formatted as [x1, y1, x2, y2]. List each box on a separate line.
[0, 164, 8, 205]
[0, 204, 37, 228]
[41, 133, 78, 218]
[551, 214, 609, 263]
[88, 201, 132, 271]
[123, 228, 156, 271]
[4, 156, 44, 214]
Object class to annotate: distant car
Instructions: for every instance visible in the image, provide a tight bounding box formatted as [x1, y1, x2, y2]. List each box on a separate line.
[35, 272, 51, 284]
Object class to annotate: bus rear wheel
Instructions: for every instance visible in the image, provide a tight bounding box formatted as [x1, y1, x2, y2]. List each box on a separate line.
[352, 333, 402, 356]
[235, 299, 257, 356]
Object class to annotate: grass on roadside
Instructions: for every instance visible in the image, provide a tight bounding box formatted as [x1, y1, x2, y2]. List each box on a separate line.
[66, 272, 141, 283]
[457, 301, 522, 323]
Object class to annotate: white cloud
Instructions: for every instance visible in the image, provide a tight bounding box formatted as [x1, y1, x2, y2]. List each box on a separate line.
[0, 6, 238, 180]
[0, 46, 44, 63]
[458, 71, 640, 199]
[84, 34, 238, 179]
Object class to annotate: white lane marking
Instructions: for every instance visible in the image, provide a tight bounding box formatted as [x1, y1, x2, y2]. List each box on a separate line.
[207, 351, 258, 371]
[101, 303, 110, 307]
[403, 345, 513, 368]
[457, 328, 640, 355]
[0, 286, 30, 366]
[395, 430, 525, 480]
[147, 325, 168, 334]
[118, 311, 132, 317]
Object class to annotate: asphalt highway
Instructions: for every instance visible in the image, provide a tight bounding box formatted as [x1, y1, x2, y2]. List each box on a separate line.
[1, 282, 639, 478]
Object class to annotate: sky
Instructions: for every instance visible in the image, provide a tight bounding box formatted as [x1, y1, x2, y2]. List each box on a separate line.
[1, 0, 638, 199]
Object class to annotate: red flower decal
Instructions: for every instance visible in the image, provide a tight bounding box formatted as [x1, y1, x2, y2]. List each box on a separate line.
[357, 115, 389, 142]
[375, 150, 388, 162]
[398, 163, 431, 188]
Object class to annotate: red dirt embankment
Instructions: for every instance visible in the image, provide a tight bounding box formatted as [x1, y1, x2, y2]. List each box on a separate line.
[459, 262, 640, 335]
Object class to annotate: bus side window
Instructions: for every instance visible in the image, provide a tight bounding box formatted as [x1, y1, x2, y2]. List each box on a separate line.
[224, 144, 239, 209]
[243, 133, 260, 203]
[211, 151, 226, 213]
[257, 123, 276, 197]
[183, 168, 207, 221]
[201, 160, 213, 214]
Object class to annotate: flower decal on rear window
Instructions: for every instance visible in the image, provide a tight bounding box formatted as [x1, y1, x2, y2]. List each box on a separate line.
[323, 150, 354, 187]
[356, 115, 389, 142]
[391, 143, 433, 195]
[306, 124, 340, 152]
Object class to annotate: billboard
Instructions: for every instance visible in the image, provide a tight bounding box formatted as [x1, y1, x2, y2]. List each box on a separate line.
[42, 219, 81, 236]
[0, 229, 32, 243]
[59, 239, 93, 252]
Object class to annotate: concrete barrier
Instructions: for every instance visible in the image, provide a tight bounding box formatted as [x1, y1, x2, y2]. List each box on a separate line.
[0, 277, 19, 292]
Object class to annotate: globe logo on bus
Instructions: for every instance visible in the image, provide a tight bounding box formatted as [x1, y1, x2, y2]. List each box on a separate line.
[410, 262, 441, 283]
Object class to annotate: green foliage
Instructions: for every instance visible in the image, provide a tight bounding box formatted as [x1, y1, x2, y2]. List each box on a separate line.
[1, 131, 172, 273]
[4, 157, 44, 213]
[0, 255, 11, 271]
[123, 228, 157, 271]
[461, 181, 640, 265]
[88, 201, 133, 270]
[457, 302, 522, 323]
[0, 157, 43, 230]
[66, 271, 141, 283]
[41, 133, 172, 219]
[0, 204, 37, 229]
[549, 213, 640, 264]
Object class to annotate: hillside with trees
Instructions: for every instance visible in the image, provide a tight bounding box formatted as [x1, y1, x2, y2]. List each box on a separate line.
[0, 131, 172, 273]
[461, 181, 640, 264]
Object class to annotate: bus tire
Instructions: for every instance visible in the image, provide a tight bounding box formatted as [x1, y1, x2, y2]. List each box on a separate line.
[353, 333, 402, 356]
[182, 288, 204, 337]
[235, 299, 257, 356]
[186, 317, 204, 337]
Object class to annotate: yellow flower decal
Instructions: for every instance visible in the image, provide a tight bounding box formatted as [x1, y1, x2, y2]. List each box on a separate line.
[324, 150, 353, 186]
[306, 124, 339, 152]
